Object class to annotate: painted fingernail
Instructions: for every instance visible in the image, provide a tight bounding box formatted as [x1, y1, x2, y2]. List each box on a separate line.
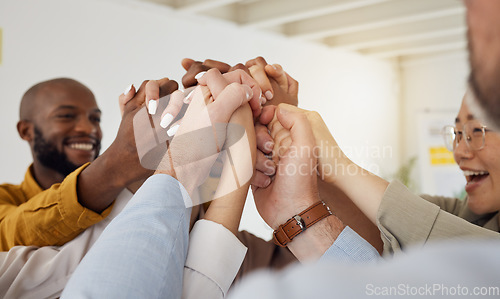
[265, 90, 273, 100]
[160, 113, 174, 129]
[167, 124, 180, 137]
[124, 84, 133, 95]
[148, 100, 157, 115]
[194, 71, 206, 80]
[184, 90, 194, 103]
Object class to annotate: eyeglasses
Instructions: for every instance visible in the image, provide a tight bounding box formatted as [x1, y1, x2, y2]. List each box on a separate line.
[442, 121, 489, 152]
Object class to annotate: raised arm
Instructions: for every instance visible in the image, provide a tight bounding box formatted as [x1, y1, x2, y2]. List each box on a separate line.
[63, 70, 259, 298]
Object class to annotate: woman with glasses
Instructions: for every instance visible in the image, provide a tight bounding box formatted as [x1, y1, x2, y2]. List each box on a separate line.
[436, 95, 500, 227]
[251, 89, 500, 257]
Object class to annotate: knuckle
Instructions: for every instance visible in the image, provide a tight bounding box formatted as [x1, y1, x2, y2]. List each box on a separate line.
[206, 68, 221, 76]
[277, 103, 291, 110]
[255, 56, 266, 65]
[231, 64, 249, 74]
[233, 69, 247, 77]
[309, 111, 322, 121]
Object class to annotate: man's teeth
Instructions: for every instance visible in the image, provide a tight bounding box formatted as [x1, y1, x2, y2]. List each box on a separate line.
[463, 170, 489, 176]
[69, 143, 93, 151]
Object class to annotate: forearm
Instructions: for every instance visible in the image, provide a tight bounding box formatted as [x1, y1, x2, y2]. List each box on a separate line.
[77, 150, 151, 213]
[318, 179, 384, 254]
[306, 111, 389, 224]
[204, 104, 256, 235]
[321, 155, 388, 224]
[204, 185, 249, 235]
[63, 174, 191, 298]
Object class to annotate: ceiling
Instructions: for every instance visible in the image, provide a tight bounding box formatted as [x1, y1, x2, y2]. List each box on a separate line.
[143, 0, 467, 60]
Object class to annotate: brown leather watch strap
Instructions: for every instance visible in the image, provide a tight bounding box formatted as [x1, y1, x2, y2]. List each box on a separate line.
[273, 201, 333, 247]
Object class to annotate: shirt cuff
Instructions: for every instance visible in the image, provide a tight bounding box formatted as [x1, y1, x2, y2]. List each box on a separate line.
[57, 163, 113, 230]
[320, 226, 379, 264]
[185, 219, 247, 296]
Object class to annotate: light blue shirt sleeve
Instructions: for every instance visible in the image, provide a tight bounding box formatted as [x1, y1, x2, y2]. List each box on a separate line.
[320, 226, 380, 263]
[62, 174, 192, 299]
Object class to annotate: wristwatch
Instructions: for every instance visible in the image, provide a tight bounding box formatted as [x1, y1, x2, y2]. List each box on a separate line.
[273, 201, 333, 247]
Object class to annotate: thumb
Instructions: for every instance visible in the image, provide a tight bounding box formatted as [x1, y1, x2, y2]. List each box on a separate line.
[276, 104, 315, 148]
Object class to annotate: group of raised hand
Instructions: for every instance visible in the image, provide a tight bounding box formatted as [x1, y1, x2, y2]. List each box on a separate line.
[109, 56, 381, 262]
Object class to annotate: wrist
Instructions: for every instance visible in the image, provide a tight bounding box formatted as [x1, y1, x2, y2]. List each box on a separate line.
[288, 215, 345, 262]
[272, 201, 334, 248]
[87, 152, 128, 190]
[270, 196, 318, 230]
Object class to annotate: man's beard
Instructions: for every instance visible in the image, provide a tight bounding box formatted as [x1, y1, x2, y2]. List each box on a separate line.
[33, 127, 100, 177]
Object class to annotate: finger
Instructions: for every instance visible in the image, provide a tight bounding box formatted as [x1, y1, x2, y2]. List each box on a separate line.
[255, 123, 274, 154]
[276, 104, 315, 147]
[158, 79, 178, 98]
[196, 68, 228, 100]
[181, 58, 196, 71]
[123, 80, 149, 113]
[208, 82, 253, 124]
[246, 56, 273, 101]
[258, 105, 277, 125]
[119, 84, 136, 117]
[229, 63, 251, 75]
[269, 116, 285, 164]
[265, 64, 287, 91]
[183, 88, 196, 104]
[145, 80, 160, 115]
[160, 90, 185, 129]
[203, 59, 231, 73]
[285, 72, 299, 99]
[269, 113, 285, 139]
[166, 118, 182, 137]
[182, 60, 211, 88]
[144, 78, 177, 115]
[275, 131, 292, 158]
[221, 69, 263, 117]
[251, 171, 272, 189]
[256, 150, 276, 176]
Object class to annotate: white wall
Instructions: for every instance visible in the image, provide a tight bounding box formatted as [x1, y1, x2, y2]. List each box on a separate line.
[401, 50, 470, 194]
[0, 0, 400, 238]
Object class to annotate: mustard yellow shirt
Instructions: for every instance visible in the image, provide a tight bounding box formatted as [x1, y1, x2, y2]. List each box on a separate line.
[0, 163, 112, 251]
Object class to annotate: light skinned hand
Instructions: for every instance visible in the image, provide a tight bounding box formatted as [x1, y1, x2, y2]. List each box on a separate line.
[155, 69, 258, 196]
[253, 104, 320, 230]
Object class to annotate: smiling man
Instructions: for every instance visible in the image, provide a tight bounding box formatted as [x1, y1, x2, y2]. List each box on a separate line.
[19, 78, 102, 188]
[0, 77, 178, 251]
[0, 78, 107, 251]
